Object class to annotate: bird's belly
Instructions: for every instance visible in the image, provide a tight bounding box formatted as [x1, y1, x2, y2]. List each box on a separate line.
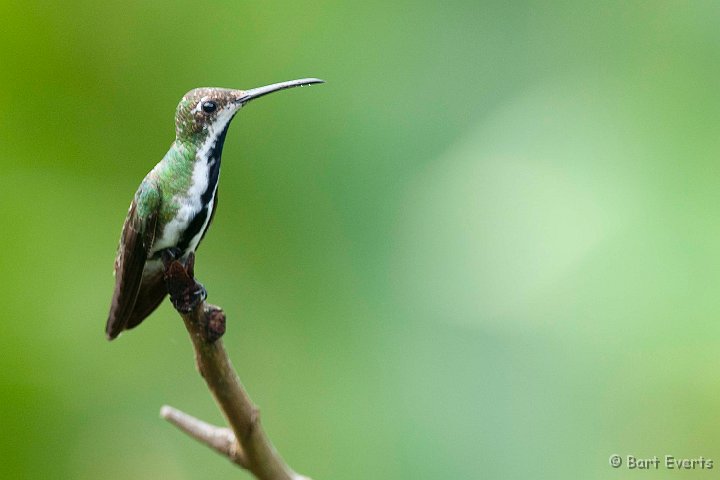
[149, 190, 215, 260]
[150, 201, 197, 252]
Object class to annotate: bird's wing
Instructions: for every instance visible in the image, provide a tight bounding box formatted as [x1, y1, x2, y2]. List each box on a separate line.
[105, 191, 159, 340]
[124, 269, 167, 331]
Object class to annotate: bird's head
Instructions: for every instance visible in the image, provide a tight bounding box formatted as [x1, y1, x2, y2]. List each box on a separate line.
[174, 78, 324, 143]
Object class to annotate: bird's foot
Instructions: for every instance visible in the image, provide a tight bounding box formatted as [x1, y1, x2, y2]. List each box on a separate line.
[161, 247, 183, 262]
[171, 282, 207, 314]
[160, 249, 225, 341]
[161, 250, 206, 314]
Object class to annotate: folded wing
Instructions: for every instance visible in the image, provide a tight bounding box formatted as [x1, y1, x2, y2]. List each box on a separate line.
[106, 198, 159, 340]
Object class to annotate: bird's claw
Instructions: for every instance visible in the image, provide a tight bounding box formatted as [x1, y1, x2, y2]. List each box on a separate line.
[161, 251, 224, 340]
[170, 282, 206, 314]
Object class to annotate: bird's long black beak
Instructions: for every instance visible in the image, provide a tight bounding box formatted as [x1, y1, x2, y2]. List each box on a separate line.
[236, 78, 325, 105]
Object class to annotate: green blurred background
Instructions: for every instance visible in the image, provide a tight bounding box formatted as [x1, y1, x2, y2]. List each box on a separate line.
[1, 1, 720, 479]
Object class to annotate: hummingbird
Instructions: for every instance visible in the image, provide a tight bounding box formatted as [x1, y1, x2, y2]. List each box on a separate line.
[106, 78, 324, 340]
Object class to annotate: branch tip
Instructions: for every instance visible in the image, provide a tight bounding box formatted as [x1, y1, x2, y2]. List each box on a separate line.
[160, 404, 248, 468]
[159, 405, 175, 419]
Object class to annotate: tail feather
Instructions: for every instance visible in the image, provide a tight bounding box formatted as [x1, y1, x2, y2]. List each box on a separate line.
[126, 271, 167, 331]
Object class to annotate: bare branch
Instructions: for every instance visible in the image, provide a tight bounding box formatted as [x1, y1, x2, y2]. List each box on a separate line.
[160, 405, 248, 467]
[161, 253, 310, 480]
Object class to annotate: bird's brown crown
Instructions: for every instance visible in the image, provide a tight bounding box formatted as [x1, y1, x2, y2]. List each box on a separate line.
[174, 87, 244, 141]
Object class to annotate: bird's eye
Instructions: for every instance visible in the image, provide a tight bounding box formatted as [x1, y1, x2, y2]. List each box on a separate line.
[201, 101, 217, 114]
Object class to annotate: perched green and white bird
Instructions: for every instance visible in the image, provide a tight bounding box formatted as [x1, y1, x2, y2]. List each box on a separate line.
[106, 78, 324, 340]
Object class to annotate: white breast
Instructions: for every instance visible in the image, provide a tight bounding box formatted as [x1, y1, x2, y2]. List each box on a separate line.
[151, 158, 210, 255]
